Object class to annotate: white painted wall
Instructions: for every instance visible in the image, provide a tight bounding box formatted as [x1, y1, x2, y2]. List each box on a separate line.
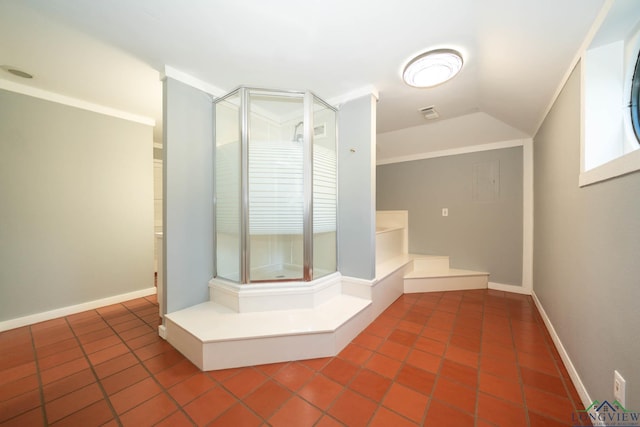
[0, 89, 154, 322]
[337, 94, 377, 280]
[163, 77, 214, 315]
[534, 61, 640, 409]
[580, 0, 640, 185]
[377, 147, 524, 286]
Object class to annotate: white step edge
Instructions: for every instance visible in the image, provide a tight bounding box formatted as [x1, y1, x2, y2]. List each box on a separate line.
[375, 253, 414, 280]
[404, 267, 489, 279]
[404, 273, 489, 293]
[164, 294, 371, 370]
[410, 256, 451, 273]
[209, 272, 342, 313]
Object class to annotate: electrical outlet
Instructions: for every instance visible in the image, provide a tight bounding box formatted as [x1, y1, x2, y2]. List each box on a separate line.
[442, 208, 448, 217]
[614, 370, 626, 407]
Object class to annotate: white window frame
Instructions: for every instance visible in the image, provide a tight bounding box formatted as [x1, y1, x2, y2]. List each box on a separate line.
[580, 0, 640, 187]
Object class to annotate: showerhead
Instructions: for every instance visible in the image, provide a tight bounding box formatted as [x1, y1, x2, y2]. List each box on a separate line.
[292, 121, 304, 142]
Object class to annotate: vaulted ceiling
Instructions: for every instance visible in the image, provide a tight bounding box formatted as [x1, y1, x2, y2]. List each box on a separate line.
[0, 0, 605, 162]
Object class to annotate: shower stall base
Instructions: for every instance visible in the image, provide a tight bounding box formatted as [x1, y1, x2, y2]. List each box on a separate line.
[248, 264, 332, 282]
[210, 271, 344, 313]
[249, 264, 301, 281]
[163, 273, 372, 371]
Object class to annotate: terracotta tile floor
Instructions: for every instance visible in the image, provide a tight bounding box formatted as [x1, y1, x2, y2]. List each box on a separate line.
[0, 290, 592, 426]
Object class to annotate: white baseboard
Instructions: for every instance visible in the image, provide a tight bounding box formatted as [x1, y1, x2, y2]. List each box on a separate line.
[158, 324, 167, 340]
[531, 291, 592, 410]
[0, 287, 157, 332]
[488, 281, 531, 295]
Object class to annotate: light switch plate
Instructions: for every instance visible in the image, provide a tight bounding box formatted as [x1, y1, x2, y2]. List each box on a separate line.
[614, 370, 626, 407]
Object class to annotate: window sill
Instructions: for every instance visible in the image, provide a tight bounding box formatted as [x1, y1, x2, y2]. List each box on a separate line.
[579, 148, 640, 186]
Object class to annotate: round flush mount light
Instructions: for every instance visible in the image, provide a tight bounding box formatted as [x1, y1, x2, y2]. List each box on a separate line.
[1, 65, 33, 79]
[402, 49, 463, 88]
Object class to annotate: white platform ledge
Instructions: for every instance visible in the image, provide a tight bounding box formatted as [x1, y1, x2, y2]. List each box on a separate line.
[404, 272, 489, 293]
[209, 272, 342, 313]
[165, 294, 371, 370]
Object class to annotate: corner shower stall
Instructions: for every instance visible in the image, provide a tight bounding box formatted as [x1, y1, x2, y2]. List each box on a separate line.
[214, 87, 337, 284]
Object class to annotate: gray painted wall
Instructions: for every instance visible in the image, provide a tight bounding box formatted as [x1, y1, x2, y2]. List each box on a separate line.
[534, 62, 640, 408]
[337, 95, 377, 280]
[0, 89, 154, 321]
[377, 147, 523, 285]
[163, 78, 214, 314]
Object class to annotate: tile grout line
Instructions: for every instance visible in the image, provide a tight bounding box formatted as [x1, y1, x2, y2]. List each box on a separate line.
[474, 293, 486, 427]
[418, 291, 447, 427]
[373, 292, 472, 425]
[213, 365, 288, 425]
[61, 311, 122, 427]
[28, 323, 49, 427]
[535, 301, 583, 413]
[366, 293, 425, 427]
[517, 294, 582, 425]
[510, 295, 532, 427]
[304, 294, 424, 426]
[362, 299, 406, 426]
[388, 293, 431, 426]
[423, 292, 474, 424]
[530, 299, 585, 420]
[0, 290, 589, 427]
[103, 299, 198, 426]
[49, 299, 172, 426]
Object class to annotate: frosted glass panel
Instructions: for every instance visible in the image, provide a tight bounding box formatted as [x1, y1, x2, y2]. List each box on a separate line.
[312, 98, 337, 279]
[214, 88, 337, 284]
[215, 93, 241, 282]
[248, 93, 304, 281]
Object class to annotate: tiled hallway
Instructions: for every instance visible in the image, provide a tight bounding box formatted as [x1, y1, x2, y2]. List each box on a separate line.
[0, 290, 590, 426]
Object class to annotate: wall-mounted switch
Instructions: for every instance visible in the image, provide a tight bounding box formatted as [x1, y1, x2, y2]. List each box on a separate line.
[614, 370, 626, 407]
[442, 208, 448, 217]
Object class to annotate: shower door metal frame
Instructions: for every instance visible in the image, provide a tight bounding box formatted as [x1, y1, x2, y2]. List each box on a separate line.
[302, 91, 314, 281]
[213, 86, 337, 284]
[240, 87, 250, 284]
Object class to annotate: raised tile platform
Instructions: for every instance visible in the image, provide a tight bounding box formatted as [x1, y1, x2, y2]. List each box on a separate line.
[163, 210, 490, 371]
[165, 293, 371, 370]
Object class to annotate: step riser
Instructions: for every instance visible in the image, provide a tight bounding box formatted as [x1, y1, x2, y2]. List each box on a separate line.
[202, 333, 336, 371]
[165, 318, 204, 368]
[371, 267, 406, 318]
[166, 300, 373, 371]
[411, 257, 450, 273]
[404, 275, 488, 293]
[210, 273, 342, 313]
[376, 228, 405, 264]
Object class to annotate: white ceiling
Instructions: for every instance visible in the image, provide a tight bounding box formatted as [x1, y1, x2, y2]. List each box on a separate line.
[0, 0, 605, 161]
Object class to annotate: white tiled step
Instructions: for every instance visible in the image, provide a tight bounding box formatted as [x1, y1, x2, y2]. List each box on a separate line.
[404, 268, 489, 293]
[407, 255, 451, 274]
[376, 227, 406, 264]
[164, 294, 371, 371]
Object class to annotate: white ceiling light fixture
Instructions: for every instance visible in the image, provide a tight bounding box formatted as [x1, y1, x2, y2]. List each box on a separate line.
[402, 49, 463, 88]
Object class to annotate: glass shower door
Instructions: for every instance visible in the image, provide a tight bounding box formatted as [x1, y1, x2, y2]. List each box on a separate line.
[312, 96, 337, 279]
[247, 92, 305, 282]
[215, 91, 241, 282]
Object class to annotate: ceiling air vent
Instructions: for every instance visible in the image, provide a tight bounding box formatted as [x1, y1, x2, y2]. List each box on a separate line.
[419, 106, 439, 120]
